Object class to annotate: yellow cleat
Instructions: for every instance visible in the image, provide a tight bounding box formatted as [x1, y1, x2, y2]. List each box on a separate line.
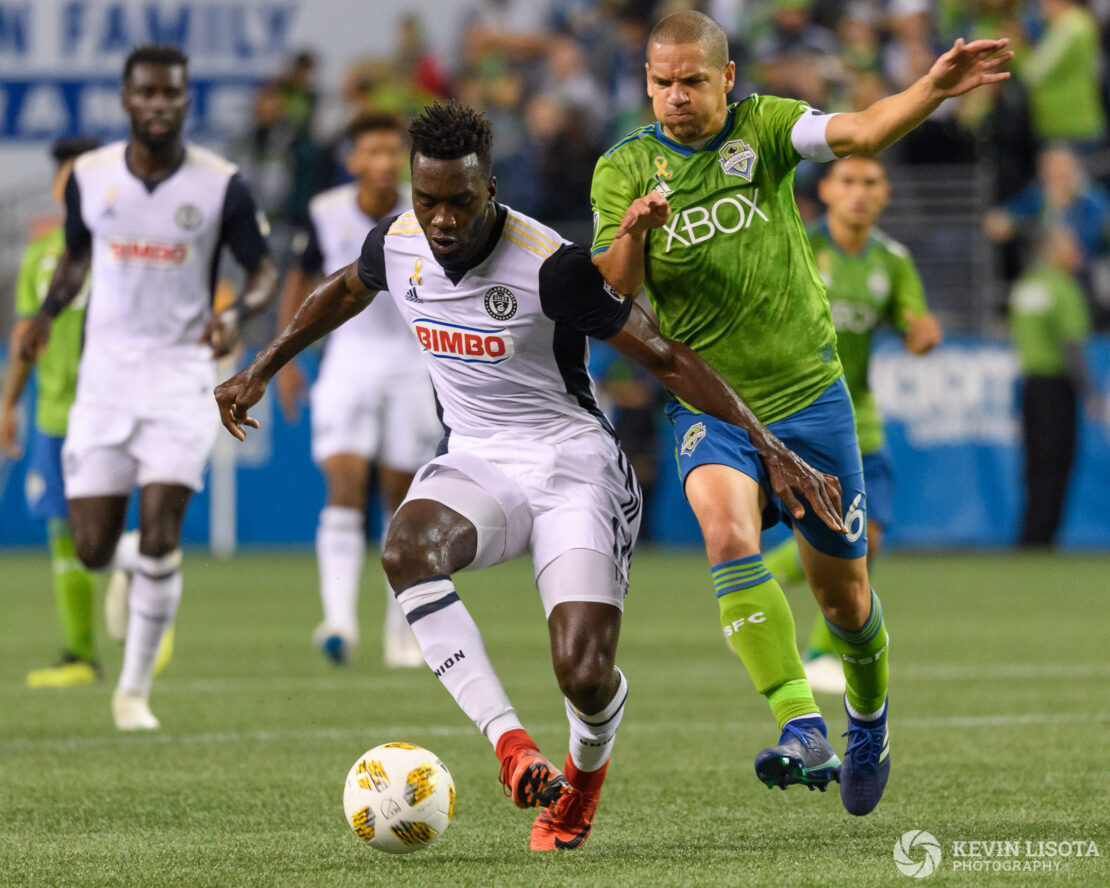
[26, 656, 101, 689]
[153, 626, 175, 677]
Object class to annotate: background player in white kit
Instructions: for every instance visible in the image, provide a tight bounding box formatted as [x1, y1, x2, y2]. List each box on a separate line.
[215, 102, 844, 851]
[20, 45, 278, 731]
[275, 113, 439, 668]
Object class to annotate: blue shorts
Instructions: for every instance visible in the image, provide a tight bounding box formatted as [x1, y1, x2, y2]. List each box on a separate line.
[26, 429, 68, 521]
[861, 446, 895, 530]
[668, 377, 867, 559]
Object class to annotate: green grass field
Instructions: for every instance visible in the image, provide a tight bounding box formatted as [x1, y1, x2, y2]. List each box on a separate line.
[1, 549, 1107, 887]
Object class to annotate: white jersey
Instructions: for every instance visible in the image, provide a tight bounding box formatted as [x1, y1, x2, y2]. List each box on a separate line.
[67, 141, 268, 355]
[302, 183, 423, 378]
[356, 205, 633, 442]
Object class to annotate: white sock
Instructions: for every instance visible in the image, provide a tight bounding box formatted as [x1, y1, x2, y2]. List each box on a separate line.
[316, 506, 364, 638]
[118, 551, 182, 695]
[395, 576, 520, 745]
[111, 530, 140, 574]
[565, 667, 628, 772]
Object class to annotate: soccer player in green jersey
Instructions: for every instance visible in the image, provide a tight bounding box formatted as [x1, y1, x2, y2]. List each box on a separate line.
[764, 156, 942, 695]
[590, 9, 1010, 814]
[2, 138, 101, 687]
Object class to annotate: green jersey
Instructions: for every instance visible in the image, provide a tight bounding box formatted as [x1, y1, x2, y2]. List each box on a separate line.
[808, 220, 927, 454]
[591, 95, 841, 423]
[15, 227, 88, 436]
[1009, 263, 1090, 377]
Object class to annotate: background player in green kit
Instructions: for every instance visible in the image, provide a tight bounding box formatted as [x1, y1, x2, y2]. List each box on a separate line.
[764, 155, 942, 696]
[590, 9, 1010, 815]
[1, 138, 100, 687]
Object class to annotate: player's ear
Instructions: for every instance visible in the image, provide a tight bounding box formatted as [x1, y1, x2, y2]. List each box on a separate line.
[723, 61, 735, 94]
[487, 176, 497, 200]
[644, 62, 653, 97]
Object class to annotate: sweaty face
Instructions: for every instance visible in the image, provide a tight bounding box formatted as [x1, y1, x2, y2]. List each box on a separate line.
[347, 130, 404, 192]
[820, 158, 889, 229]
[646, 42, 734, 143]
[123, 63, 189, 150]
[411, 152, 495, 264]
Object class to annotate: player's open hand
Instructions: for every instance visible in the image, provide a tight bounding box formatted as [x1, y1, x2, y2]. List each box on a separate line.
[275, 362, 307, 424]
[615, 191, 672, 240]
[18, 314, 52, 363]
[928, 38, 1012, 98]
[761, 443, 847, 534]
[214, 371, 266, 441]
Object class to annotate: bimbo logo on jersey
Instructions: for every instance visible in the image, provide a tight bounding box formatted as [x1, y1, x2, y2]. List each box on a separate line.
[106, 237, 190, 266]
[412, 319, 515, 364]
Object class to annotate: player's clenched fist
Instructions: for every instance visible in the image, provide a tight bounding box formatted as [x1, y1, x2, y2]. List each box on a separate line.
[214, 370, 267, 441]
[615, 190, 672, 240]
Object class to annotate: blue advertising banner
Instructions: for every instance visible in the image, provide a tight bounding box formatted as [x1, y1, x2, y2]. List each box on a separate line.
[2, 337, 1110, 549]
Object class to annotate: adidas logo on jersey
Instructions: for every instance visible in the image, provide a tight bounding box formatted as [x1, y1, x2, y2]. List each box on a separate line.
[413, 319, 515, 364]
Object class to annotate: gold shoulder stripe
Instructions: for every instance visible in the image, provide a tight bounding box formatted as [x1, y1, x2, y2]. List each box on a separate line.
[387, 212, 420, 235]
[505, 218, 560, 252]
[502, 231, 557, 259]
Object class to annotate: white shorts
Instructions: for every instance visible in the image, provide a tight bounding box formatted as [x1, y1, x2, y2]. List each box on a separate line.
[309, 348, 441, 471]
[63, 361, 219, 498]
[401, 427, 642, 611]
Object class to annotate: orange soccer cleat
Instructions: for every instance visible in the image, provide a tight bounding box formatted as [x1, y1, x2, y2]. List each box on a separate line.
[530, 758, 608, 851]
[496, 730, 570, 810]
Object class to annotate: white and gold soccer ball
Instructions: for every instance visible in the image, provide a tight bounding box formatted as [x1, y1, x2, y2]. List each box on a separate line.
[342, 742, 455, 854]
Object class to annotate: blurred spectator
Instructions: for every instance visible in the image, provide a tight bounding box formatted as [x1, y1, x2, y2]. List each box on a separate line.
[463, 0, 551, 74]
[753, 0, 841, 106]
[277, 51, 318, 134]
[541, 34, 607, 139]
[1015, 0, 1106, 151]
[984, 145, 1110, 322]
[1008, 226, 1103, 547]
[398, 15, 453, 101]
[231, 82, 320, 255]
[603, 8, 653, 142]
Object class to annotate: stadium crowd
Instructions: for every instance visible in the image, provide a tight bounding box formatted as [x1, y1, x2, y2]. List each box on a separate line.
[222, 0, 1110, 328]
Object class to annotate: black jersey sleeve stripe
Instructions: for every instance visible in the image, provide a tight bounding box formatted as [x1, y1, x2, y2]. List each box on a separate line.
[356, 213, 399, 292]
[220, 173, 270, 272]
[63, 173, 91, 256]
[538, 243, 634, 339]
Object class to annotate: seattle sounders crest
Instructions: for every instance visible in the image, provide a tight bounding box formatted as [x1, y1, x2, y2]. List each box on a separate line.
[718, 139, 757, 181]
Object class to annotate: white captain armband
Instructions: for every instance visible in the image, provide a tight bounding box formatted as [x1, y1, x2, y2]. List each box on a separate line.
[790, 107, 840, 163]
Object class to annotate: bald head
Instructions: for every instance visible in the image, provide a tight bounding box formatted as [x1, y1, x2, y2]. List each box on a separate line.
[647, 10, 729, 68]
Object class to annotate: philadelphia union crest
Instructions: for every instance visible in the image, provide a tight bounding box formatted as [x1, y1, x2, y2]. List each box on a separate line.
[484, 286, 517, 320]
[719, 139, 757, 181]
[175, 203, 203, 230]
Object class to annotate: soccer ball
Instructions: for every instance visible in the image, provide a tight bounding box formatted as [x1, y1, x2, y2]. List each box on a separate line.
[342, 742, 455, 854]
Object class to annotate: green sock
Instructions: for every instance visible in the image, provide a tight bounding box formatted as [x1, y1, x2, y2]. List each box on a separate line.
[47, 518, 96, 663]
[826, 589, 888, 715]
[763, 537, 805, 585]
[805, 615, 837, 659]
[713, 555, 818, 730]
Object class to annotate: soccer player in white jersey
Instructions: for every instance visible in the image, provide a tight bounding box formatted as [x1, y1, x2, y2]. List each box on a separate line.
[20, 45, 278, 731]
[275, 113, 439, 668]
[215, 102, 844, 851]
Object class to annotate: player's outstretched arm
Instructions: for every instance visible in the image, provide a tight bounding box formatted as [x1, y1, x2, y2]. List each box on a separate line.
[18, 248, 90, 362]
[214, 262, 376, 441]
[825, 38, 1012, 157]
[604, 302, 847, 533]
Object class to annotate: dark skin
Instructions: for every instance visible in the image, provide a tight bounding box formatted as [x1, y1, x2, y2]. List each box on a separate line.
[215, 151, 844, 715]
[18, 61, 277, 563]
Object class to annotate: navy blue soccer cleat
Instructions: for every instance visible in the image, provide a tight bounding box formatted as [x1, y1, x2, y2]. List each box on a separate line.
[754, 717, 841, 791]
[839, 696, 890, 815]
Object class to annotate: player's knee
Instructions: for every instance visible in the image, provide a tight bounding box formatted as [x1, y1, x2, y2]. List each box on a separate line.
[139, 527, 182, 558]
[819, 580, 872, 631]
[381, 522, 445, 589]
[554, 652, 614, 714]
[73, 532, 114, 571]
[701, 516, 760, 564]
